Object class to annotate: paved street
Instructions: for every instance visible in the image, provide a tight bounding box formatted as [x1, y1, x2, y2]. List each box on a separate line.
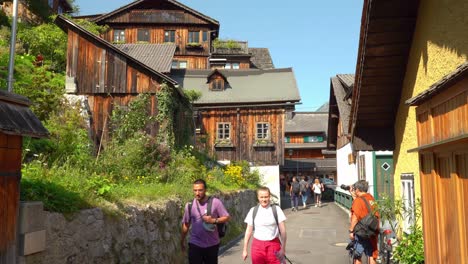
[219, 199, 351, 264]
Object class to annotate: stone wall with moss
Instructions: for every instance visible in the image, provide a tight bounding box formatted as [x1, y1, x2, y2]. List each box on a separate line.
[21, 190, 256, 264]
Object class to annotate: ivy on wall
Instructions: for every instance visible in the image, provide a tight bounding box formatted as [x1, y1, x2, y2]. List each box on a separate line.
[156, 83, 177, 147]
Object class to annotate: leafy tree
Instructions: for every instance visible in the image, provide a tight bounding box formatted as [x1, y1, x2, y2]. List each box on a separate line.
[17, 21, 67, 72]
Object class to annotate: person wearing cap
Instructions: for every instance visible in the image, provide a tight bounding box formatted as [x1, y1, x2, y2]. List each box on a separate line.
[181, 179, 230, 264]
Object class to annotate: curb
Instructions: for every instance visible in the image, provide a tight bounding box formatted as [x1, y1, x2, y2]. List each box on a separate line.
[218, 233, 244, 256]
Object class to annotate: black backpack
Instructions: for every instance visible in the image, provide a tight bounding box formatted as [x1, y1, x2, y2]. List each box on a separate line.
[291, 182, 300, 194]
[353, 197, 379, 239]
[188, 196, 227, 238]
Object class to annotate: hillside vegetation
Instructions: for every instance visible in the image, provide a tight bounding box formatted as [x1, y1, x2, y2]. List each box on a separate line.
[0, 15, 260, 215]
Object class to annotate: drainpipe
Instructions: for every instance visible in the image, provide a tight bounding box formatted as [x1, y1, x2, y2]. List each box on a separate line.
[7, 0, 19, 92]
[237, 108, 241, 161]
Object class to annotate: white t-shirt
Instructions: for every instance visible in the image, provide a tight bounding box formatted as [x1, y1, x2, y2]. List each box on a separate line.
[244, 204, 286, 241]
[313, 183, 322, 194]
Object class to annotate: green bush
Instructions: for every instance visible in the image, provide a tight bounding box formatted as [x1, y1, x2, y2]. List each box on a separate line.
[375, 195, 425, 264]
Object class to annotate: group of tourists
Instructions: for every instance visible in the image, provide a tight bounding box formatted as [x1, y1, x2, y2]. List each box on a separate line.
[180, 178, 379, 264]
[181, 179, 287, 264]
[289, 175, 324, 211]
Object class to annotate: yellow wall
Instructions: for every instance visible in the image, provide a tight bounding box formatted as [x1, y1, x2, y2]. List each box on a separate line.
[394, 0, 468, 202]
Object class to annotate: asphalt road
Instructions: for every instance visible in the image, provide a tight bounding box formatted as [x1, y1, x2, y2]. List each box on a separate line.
[219, 198, 352, 264]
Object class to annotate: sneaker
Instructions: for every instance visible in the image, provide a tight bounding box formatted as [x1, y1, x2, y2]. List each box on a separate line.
[315, 204, 318, 207]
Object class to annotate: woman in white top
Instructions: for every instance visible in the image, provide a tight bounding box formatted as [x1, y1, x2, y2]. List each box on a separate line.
[312, 178, 324, 207]
[242, 187, 287, 264]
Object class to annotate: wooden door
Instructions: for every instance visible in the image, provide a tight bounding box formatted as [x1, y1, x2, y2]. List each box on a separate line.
[375, 155, 393, 199]
[419, 147, 468, 263]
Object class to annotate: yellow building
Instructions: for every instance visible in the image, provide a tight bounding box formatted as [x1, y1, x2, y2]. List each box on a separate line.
[352, 0, 468, 262]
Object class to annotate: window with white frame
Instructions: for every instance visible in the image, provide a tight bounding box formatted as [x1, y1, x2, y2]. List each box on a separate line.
[225, 62, 240, 69]
[188, 31, 200, 43]
[171, 60, 187, 69]
[113, 29, 125, 43]
[256, 122, 270, 139]
[401, 173, 415, 234]
[217, 123, 231, 140]
[358, 155, 366, 180]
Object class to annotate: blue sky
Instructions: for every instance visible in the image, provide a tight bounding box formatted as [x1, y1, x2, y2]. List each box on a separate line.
[75, 0, 363, 111]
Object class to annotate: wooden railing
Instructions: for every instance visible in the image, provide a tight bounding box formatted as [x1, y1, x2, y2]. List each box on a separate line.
[334, 190, 353, 210]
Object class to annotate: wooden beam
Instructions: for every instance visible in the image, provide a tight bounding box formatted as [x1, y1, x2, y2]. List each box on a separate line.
[364, 55, 408, 68]
[367, 18, 417, 33]
[365, 43, 411, 57]
[367, 31, 414, 46]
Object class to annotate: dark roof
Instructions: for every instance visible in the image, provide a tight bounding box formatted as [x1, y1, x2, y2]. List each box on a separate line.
[249, 48, 275, 70]
[114, 44, 176, 73]
[336, 74, 355, 89]
[406, 61, 468, 106]
[54, 15, 178, 87]
[170, 68, 300, 105]
[91, 0, 219, 26]
[0, 91, 49, 138]
[352, 127, 394, 151]
[285, 112, 328, 133]
[330, 76, 352, 133]
[316, 102, 329, 112]
[336, 74, 354, 100]
[349, 0, 419, 151]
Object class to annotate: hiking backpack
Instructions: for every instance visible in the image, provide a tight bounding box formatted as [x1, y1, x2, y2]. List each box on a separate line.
[353, 197, 379, 239]
[252, 204, 280, 233]
[187, 196, 227, 238]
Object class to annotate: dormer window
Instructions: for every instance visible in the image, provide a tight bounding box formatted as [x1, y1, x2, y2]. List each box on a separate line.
[207, 70, 228, 91]
[211, 78, 224, 91]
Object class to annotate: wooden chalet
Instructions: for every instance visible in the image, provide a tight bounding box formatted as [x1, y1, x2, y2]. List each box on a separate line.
[282, 112, 336, 180]
[90, 0, 220, 70]
[0, 91, 48, 264]
[55, 15, 191, 147]
[170, 68, 301, 165]
[406, 63, 468, 263]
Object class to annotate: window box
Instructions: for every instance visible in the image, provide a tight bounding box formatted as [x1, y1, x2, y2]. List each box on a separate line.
[215, 140, 234, 148]
[186, 42, 203, 49]
[253, 140, 275, 148]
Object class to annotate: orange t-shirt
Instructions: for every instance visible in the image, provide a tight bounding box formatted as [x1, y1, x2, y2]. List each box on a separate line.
[351, 193, 379, 221]
[351, 193, 379, 259]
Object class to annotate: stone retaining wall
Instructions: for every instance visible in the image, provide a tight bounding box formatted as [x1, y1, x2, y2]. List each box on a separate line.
[20, 190, 256, 264]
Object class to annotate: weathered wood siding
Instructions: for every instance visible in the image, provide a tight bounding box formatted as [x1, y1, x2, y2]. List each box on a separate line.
[173, 55, 208, 70]
[416, 79, 468, 263]
[102, 26, 211, 57]
[66, 30, 192, 146]
[101, 9, 212, 25]
[67, 31, 162, 95]
[200, 108, 285, 165]
[416, 80, 468, 146]
[0, 133, 21, 264]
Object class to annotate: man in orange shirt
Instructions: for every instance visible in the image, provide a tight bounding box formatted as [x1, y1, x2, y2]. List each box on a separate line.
[348, 180, 379, 264]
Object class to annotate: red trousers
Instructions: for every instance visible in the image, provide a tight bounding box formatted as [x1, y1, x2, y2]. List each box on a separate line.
[251, 237, 282, 264]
